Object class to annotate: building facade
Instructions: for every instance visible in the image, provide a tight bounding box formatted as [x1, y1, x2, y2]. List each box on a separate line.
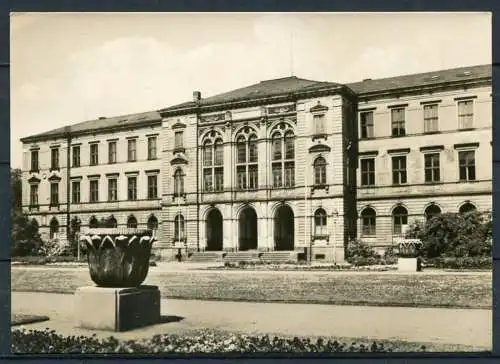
[20, 64, 492, 261]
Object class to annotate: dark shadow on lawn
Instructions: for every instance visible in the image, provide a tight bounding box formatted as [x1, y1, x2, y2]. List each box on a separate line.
[158, 315, 184, 324]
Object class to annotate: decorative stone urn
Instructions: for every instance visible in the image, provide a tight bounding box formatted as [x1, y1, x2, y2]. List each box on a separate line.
[79, 228, 157, 287]
[396, 238, 423, 272]
[75, 228, 161, 332]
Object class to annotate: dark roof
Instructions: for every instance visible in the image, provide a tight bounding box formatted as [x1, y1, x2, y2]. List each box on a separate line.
[161, 76, 341, 112]
[21, 111, 161, 142]
[347, 64, 491, 95]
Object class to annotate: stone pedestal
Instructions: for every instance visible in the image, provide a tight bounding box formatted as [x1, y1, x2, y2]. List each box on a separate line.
[397, 258, 422, 272]
[75, 285, 161, 332]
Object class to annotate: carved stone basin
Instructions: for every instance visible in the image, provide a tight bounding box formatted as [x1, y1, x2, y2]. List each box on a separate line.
[79, 228, 157, 287]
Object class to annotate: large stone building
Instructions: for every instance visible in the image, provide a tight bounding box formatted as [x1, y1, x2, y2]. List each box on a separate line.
[20, 64, 492, 261]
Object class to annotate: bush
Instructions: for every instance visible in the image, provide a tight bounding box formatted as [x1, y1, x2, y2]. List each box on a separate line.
[12, 212, 42, 257]
[12, 328, 428, 354]
[424, 256, 491, 270]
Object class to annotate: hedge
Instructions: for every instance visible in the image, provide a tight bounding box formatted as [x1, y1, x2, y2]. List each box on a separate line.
[11, 256, 79, 265]
[424, 257, 492, 270]
[12, 328, 425, 354]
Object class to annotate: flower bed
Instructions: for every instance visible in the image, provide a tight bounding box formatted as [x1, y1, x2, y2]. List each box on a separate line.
[212, 261, 397, 272]
[12, 328, 445, 354]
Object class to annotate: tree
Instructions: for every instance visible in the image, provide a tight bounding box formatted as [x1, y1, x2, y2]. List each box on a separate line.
[11, 168, 22, 213]
[11, 212, 42, 256]
[68, 216, 82, 257]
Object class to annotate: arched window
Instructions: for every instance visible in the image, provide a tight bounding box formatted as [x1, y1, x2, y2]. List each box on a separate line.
[127, 215, 138, 229]
[108, 215, 118, 228]
[271, 123, 295, 188]
[392, 206, 408, 235]
[313, 157, 327, 186]
[236, 128, 258, 190]
[89, 216, 98, 229]
[174, 214, 185, 241]
[459, 202, 476, 214]
[202, 131, 224, 192]
[174, 168, 184, 197]
[148, 215, 159, 231]
[314, 208, 328, 236]
[49, 217, 59, 240]
[425, 204, 441, 222]
[361, 207, 376, 236]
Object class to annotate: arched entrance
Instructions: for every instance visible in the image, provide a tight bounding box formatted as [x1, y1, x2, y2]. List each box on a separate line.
[206, 208, 223, 251]
[239, 206, 258, 251]
[274, 204, 294, 250]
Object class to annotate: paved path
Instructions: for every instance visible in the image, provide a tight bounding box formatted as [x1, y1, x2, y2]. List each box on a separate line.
[12, 291, 491, 348]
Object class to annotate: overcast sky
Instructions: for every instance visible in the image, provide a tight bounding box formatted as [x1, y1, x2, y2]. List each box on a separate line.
[10, 12, 491, 169]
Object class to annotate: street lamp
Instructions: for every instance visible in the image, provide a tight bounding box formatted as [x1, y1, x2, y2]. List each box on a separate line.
[332, 209, 339, 263]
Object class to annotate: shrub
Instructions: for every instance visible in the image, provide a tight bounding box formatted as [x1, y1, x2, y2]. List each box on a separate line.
[424, 256, 491, 270]
[12, 328, 429, 354]
[11, 212, 42, 257]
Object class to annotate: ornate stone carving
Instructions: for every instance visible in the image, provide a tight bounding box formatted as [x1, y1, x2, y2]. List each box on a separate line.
[267, 104, 296, 114]
[200, 113, 225, 123]
[79, 228, 156, 287]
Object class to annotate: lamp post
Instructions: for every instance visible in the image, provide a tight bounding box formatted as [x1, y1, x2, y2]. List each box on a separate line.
[332, 209, 339, 263]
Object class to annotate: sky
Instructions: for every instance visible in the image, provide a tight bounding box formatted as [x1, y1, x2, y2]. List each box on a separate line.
[10, 12, 491, 169]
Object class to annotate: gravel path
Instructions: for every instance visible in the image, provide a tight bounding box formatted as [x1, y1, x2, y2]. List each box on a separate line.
[11, 291, 491, 349]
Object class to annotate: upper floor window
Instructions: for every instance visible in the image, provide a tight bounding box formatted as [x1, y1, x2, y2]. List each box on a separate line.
[108, 141, 117, 164]
[71, 181, 81, 204]
[72, 146, 80, 167]
[423, 104, 439, 133]
[202, 132, 224, 192]
[174, 131, 184, 150]
[392, 155, 407, 185]
[458, 100, 474, 129]
[271, 124, 295, 188]
[51, 148, 60, 170]
[89, 180, 99, 203]
[147, 175, 158, 199]
[108, 178, 118, 201]
[313, 114, 326, 135]
[236, 130, 258, 190]
[90, 144, 99, 166]
[314, 208, 328, 236]
[29, 184, 38, 206]
[424, 153, 440, 183]
[361, 207, 376, 236]
[50, 182, 59, 206]
[360, 111, 374, 139]
[148, 136, 157, 160]
[313, 156, 327, 186]
[391, 108, 406, 137]
[127, 176, 137, 200]
[128, 139, 137, 162]
[360, 158, 375, 186]
[458, 150, 476, 181]
[174, 168, 184, 197]
[30, 150, 39, 172]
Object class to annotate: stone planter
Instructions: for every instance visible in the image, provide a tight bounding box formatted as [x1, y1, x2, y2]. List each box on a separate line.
[397, 257, 422, 272]
[79, 228, 157, 287]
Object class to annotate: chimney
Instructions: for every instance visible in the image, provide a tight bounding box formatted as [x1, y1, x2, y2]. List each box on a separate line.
[193, 91, 201, 102]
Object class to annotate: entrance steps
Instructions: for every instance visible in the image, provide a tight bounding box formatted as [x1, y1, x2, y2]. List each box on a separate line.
[260, 251, 298, 263]
[224, 251, 260, 263]
[188, 251, 225, 262]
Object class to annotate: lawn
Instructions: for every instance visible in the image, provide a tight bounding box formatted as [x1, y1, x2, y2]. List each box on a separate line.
[11, 267, 491, 309]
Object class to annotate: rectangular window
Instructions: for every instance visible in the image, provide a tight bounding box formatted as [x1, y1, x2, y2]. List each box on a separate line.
[237, 144, 246, 164]
[313, 114, 326, 135]
[89, 180, 99, 203]
[284, 162, 295, 188]
[272, 139, 281, 160]
[203, 169, 212, 192]
[423, 104, 439, 133]
[174, 131, 183, 150]
[71, 181, 80, 204]
[391, 108, 406, 137]
[128, 139, 137, 162]
[360, 158, 376, 186]
[360, 111, 374, 138]
[314, 214, 327, 236]
[90, 144, 99, 166]
[51, 148, 59, 170]
[147, 136, 157, 160]
[127, 176, 137, 200]
[29, 184, 38, 206]
[147, 175, 158, 199]
[214, 145, 224, 166]
[108, 178, 118, 201]
[248, 165, 258, 189]
[214, 167, 224, 191]
[108, 141, 117, 164]
[203, 147, 212, 166]
[458, 100, 474, 129]
[272, 163, 282, 188]
[459, 150, 476, 181]
[50, 183, 59, 205]
[72, 146, 80, 167]
[237, 166, 246, 190]
[424, 153, 440, 183]
[248, 142, 258, 163]
[392, 156, 407, 185]
[30, 150, 39, 171]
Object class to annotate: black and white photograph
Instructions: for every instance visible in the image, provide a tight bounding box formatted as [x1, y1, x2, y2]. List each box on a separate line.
[10, 12, 492, 354]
